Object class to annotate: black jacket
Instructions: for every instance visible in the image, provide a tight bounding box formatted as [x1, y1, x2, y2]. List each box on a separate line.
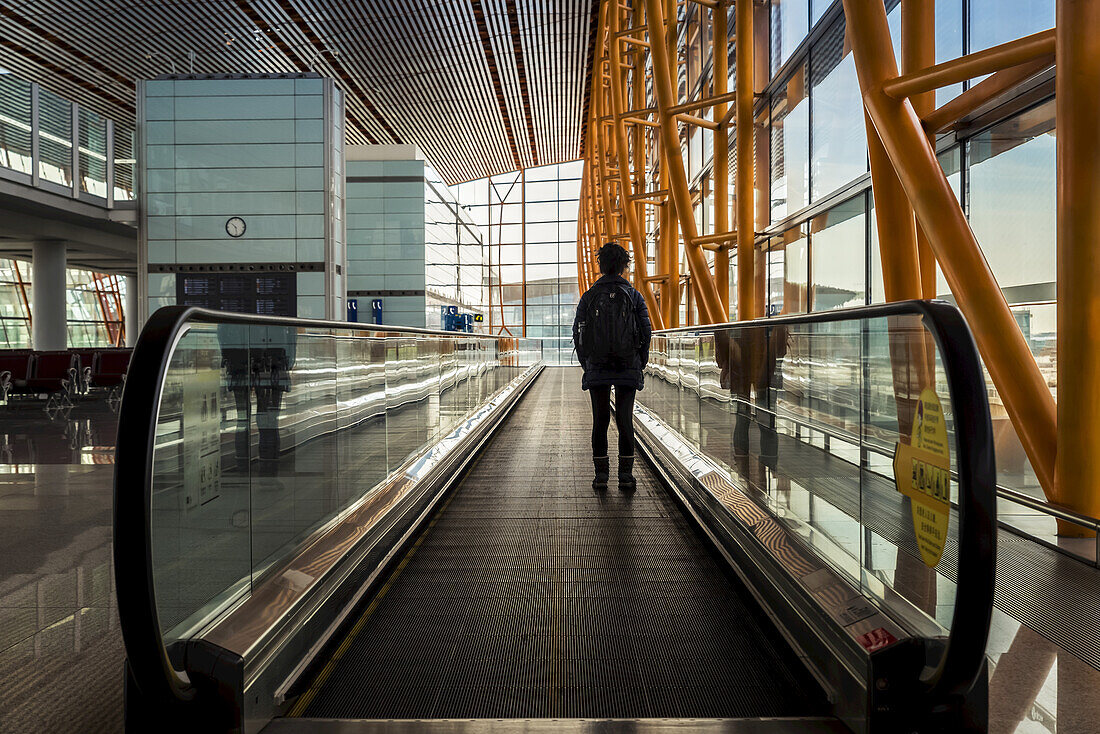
[572, 274, 652, 391]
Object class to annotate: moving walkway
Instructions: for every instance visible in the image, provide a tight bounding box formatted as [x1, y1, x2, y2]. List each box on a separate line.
[114, 302, 996, 733]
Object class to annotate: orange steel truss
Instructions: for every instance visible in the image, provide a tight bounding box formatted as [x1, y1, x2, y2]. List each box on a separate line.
[578, 0, 1097, 526]
[578, 0, 738, 328]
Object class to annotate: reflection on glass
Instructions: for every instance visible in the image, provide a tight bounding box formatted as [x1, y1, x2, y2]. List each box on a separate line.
[768, 228, 808, 316]
[970, 0, 1054, 53]
[967, 100, 1056, 293]
[810, 16, 866, 202]
[149, 323, 539, 642]
[770, 0, 810, 72]
[811, 0, 832, 24]
[151, 324, 251, 640]
[78, 108, 108, 197]
[38, 87, 72, 186]
[770, 63, 809, 222]
[934, 0, 964, 105]
[810, 196, 865, 311]
[0, 73, 33, 175]
[642, 311, 968, 676]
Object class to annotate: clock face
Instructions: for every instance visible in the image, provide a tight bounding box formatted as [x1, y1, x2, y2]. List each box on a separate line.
[225, 217, 246, 238]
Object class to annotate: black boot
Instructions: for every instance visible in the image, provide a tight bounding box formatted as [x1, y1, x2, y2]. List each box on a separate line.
[592, 456, 610, 490]
[618, 455, 636, 492]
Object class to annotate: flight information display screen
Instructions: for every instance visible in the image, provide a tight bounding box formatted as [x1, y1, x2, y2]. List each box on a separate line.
[176, 272, 297, 317]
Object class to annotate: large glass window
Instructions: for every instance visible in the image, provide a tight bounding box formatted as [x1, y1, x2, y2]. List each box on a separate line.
[79, 108, 108, 197]
[1, 70, 132, 202]
[423, 168, 486, 327]
[38, 87, 72, 186]
[687, 9, 705, 93]
[767, 226, 808, 315]
[114, 125, 135, 201]
[66, 270, 126, 347]
[770, 0, 810, 73]
[870, 148, 960, 304]
[811, 0, 833, 25]
[0, 259, 126, 348]
[970, 0, 1054, 53]
[453, 161, 582, 360]
[810, 195, 865, 311]
[0, 71, 33, 175]
[935, 0, 964, 105]
[770, 62, 809, 222]
[967, 99, 1056, 295]
[810, 14, 866, 203]
[0, 260, 31, 348]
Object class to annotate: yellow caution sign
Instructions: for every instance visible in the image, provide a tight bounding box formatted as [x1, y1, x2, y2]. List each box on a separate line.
[893, 388, 951, 568]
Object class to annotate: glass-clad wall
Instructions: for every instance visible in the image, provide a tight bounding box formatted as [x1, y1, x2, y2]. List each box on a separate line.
[141, 75, 345, 321]
[346, 148, 485, 330]
[453, 160, 582, 362]
[425, 165, 486, 329]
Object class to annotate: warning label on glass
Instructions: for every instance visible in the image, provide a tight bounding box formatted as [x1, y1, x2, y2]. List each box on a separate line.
[892, 388, 951, 568]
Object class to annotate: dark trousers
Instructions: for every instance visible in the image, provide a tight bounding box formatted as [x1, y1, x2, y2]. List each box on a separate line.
[589, 385, 636, 457]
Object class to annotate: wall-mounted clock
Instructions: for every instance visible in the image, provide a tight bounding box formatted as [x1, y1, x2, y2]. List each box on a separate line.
[226, 216, 247, 238]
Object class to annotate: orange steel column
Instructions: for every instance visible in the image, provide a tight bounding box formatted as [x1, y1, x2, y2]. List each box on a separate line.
[714, 2, 731, 318]
[586, 158, 601, 285]
[580, 173, 589, 290]
[1055, 0, 1100, 526]
[631, 1, 649, 276]
[578, 173, 593, 292]
[902, 0, 938, 299]
[664, 0, 681, 327]
[644, 0, 726, 325]
[843, 0, 1058, 499]
[607, 0, 665, 327]
[585, 125, 605, 284]
[735, 0, 755, 321]
[592, 29, 619, 250]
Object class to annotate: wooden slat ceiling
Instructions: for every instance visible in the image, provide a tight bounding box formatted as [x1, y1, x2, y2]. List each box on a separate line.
[0, 0, 595, 185]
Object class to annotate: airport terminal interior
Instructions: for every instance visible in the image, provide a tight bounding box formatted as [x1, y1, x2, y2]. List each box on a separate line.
[0, 0, 1098, 732]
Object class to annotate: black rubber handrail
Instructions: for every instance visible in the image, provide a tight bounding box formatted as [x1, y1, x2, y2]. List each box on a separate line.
[653, 299, 996, 704]
[113, 306, 530, 705]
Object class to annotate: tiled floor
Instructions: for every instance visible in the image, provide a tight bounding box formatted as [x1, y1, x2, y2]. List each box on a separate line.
[0, 400, 122, 733]
[2, 371, 1100, 732]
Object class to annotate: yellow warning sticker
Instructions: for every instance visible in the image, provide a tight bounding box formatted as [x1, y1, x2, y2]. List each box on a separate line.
[892, 388, 951, 568]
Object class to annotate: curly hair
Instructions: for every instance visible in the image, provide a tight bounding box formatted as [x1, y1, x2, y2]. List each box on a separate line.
[597, 242, 630, 276]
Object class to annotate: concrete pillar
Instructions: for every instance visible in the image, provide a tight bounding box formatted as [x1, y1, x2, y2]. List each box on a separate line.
[31, 241, 67, 351]
[124, 275, 139, 346]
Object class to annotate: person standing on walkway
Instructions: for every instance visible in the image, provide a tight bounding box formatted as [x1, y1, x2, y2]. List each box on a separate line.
[572, 242, 652, 491]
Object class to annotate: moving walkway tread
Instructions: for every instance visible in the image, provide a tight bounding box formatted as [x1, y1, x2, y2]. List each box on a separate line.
[288, 367, 828, 720]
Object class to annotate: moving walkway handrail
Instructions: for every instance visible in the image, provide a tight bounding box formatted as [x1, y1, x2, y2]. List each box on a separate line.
[113, 305, 521, 706]
[651, 300, 996, 704]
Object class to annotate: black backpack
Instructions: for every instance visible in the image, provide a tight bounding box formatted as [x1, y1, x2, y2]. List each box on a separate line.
[581, 282, 638, 368]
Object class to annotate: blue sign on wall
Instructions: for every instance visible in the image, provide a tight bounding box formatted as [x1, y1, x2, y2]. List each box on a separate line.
[372, 299, 384, 325]
[347, 298, 358, 322]
[442, 305, 460, 331]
